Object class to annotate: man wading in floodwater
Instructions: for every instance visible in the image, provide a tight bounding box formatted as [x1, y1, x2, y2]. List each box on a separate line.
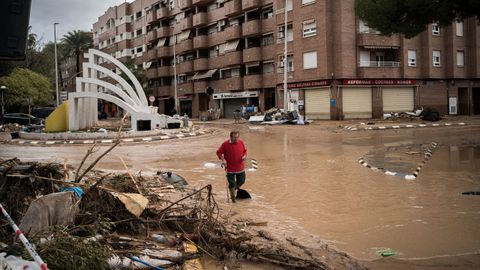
[216, 131, 247, 203]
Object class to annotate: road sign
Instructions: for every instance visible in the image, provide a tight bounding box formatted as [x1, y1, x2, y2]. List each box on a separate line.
[149, 95, 155, 103]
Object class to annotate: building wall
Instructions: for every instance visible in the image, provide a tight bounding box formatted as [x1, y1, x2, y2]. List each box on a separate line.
[91, 0, 480, 119]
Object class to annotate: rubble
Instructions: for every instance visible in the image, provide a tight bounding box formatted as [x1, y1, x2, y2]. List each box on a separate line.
[1, 155, 366, 269]
[249, 108, 311, 125]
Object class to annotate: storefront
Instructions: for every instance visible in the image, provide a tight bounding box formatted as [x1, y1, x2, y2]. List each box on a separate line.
[342, 87, 372, 119]
[382, 86, 415, 112]
[213, 91, 259, 118]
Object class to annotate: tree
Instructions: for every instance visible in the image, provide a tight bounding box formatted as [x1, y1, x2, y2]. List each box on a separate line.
[62, 30, 93, 76]
[355, 0, 480, 38]
[0, 68, 53, 112]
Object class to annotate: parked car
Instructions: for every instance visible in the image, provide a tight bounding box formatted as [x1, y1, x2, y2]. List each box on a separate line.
[1, 113, 42, 125]
[32, 107, 55, 119]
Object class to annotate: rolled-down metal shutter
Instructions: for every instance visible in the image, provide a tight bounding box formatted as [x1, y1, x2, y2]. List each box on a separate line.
[305, 88, 330, 119]
[342, 87, 372, 119]
[223, 98, 247, 118]
[383, 87, 414, 112]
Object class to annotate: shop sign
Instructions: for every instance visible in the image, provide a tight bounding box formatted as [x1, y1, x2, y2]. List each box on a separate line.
[213, 91, 259, 100]
[342, 79, 417, 85]
[286, 80, 330, 89]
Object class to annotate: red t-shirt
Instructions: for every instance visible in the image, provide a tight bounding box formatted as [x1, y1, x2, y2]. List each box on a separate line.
[216, 139, 247, 173]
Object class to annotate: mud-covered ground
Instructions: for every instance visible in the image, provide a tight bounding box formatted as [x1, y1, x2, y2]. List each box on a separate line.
[1, 117, 479, 269]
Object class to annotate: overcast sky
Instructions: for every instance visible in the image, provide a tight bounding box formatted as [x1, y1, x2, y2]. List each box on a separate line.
[30, 0, 132, 45]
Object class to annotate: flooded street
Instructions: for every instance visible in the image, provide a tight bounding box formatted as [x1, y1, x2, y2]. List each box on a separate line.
[1, 124, 479, 264]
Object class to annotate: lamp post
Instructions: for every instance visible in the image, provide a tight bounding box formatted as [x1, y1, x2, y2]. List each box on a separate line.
[54, 22, 60, 107]
[0, 85, 6, 116]
[283, 0, 289, 111]
[172, 30, 179, 115]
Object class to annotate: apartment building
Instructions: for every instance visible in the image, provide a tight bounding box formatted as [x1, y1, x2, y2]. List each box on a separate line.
[92, 0, 480, 119]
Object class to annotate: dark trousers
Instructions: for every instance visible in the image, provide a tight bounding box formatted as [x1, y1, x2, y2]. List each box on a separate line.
[226, 172, 246, 189]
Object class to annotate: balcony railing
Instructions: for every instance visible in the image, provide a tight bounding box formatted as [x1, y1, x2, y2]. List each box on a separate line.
[359, 61, 400, 67]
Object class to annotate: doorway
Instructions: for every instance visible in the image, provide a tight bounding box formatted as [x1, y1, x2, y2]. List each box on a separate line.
[458, 88, 469, 115]
[473, 88, 480, 115]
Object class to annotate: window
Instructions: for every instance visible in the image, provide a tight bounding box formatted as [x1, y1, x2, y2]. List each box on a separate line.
[302, 0, 315, 5]
[286, 0, 292, 11]
[262, 7, 273, 19]
[359, 51, 370, 67]
[456, 21, 464, 36]
[457, 51, 464, 67]
[433, 50, 441, 67]
[136, 11, 142, 19]
[432, 22, 440, 36]
[407, 50, 416, 67]
[261, 34, 274, 46]
[136, 29, 142, 37]
[278, 24, 293, 43]
[303, 51, 317, 69]
[279, 55, 294, 72]
[303, 19, 317, 37]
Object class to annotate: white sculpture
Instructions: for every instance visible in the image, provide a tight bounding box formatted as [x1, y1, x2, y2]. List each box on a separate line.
[68, 49, 167, 131]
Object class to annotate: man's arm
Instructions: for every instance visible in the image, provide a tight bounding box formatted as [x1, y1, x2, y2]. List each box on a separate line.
[242, 141, 247, 161]
[216, 142, 225, 161]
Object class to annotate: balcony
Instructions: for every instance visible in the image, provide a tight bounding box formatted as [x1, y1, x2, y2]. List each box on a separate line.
[155, 86, 172, 97]
[209, 51, 242, 69]
[358, 61, 401, 78]
[177, 82, 194, 95]
[208, 7, 225, 22]
[145, 49, 157, 60]
[224, 25, 242, 41]
[146, 68, 158, 78]
[193, 0, 214, 5]
[194, 58, 209, 71]
[156, 7, 169, 19]
[146, 11, 157, 24]
[262, 17, 275, 33]
[177, 61, 194, 74]
[176, 17, 193, 31]
[147, 30, 157, 42]
[178, 0, 192, 10]
[211, 77, 244, 91]
[225, 0, 242, 17]
[193, 35, 208, 48]
[243, 74, 262, 89]
[243, 47, 261, 63]
[242, 0, 261, 10]
[157, 46, 171, 57]
[243, 20, 260, 37]
[156, 26, 170, 38]
[261, 46, 275, 60]
[176, 39, 193, 53]
[262, 73, 276, 88]
[357, 33, 401, 49]
[193, 12, 208, 27]
[157, 66, 171, 77]
[194, 80, 208, 93]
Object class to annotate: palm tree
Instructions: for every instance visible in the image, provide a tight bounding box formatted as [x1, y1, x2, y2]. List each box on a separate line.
[61, 30, 93, 77]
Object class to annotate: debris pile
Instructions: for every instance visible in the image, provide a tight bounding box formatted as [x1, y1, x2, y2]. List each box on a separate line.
[249, 108, 309, 125]
[0, 123, 24, 133]
[1, 152, 365, 269]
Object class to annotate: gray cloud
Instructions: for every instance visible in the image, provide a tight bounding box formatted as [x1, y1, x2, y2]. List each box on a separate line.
[29, 0, 131, 45]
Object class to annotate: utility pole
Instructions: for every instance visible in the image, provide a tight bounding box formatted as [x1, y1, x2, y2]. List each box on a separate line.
[283, 0, 288, 111]
[54, 22, 60, 107]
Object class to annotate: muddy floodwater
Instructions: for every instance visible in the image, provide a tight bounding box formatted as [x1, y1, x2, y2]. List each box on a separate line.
[1, 124, 480, 265]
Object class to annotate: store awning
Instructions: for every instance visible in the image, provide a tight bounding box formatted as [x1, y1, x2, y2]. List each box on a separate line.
[157, 96, 172, 101]
[156, 38, 167, 47]
[192, 69, 218, 80]
[178, 30, 191, 42]
[224, 40, 240, 52]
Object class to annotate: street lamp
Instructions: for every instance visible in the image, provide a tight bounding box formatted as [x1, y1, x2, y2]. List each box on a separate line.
[171, 28, 179, 115]
[54, 22, 60, 107]
[283, 0, 289, 111]
[0, 85, 6, 116]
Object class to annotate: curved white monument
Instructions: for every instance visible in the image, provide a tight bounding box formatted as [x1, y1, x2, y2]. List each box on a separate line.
[68, 49, 167, 131]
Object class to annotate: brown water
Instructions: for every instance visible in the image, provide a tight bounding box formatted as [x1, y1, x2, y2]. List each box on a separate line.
[1, 125, 479, 262]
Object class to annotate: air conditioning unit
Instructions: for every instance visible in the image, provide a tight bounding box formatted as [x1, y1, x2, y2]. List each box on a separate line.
[279, 61, 284, 67]
[218, 20, 226, 27]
